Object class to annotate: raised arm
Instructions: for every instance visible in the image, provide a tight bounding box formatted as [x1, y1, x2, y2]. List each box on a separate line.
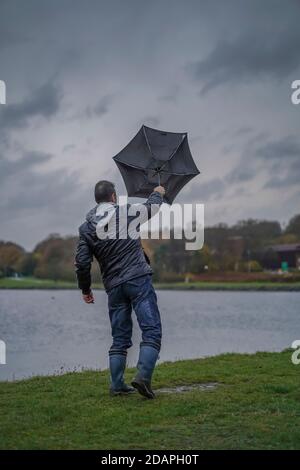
[128, 186, 165, 226]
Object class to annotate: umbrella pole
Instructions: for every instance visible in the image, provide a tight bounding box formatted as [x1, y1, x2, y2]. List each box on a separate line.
[157, 171, 160, 186]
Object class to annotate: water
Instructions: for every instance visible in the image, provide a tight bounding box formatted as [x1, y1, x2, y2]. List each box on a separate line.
[0, 289, 299, 381]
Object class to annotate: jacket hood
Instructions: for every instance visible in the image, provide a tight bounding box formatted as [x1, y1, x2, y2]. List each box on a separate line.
[86, 202, 117, 229]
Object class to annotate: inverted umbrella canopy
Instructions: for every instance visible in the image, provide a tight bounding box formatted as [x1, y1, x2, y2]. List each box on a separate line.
[113, 125, 200, 204]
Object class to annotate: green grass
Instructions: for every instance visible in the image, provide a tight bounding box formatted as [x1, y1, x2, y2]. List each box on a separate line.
[1, 277, 300, 291]
[0, 350, 299, 449]
[155, 281, 300, 291]
[0, 277, 77, 289]
[0, 277, 103, 290]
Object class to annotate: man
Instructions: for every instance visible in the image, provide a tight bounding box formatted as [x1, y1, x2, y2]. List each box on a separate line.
[75, 180, 165, 399]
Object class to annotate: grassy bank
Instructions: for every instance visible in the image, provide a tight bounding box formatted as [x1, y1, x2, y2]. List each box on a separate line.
[1, 277, 300, 291]
[0, 277, 102, 290]
[0, 277, 78, 289]
[0, 350, 299, 449]
[155, 281, 300, 291]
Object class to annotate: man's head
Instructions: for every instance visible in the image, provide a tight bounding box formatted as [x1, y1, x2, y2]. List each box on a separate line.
[94, 180, 116, 204]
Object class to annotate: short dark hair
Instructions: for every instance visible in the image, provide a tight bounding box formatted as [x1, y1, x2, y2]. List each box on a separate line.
[94, 180, 116, 203]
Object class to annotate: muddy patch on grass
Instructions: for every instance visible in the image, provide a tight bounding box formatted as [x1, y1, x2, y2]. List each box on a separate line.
[157, 382, 219, 394]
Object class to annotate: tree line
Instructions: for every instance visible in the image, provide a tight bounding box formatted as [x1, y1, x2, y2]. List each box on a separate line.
[0, 214, 300, 282]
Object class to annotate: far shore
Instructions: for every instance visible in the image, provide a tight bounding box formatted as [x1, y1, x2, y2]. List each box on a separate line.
[1, 277, 300, 291]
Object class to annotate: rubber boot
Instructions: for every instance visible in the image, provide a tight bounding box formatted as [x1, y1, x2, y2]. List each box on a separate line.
[109, 354, 134, 396]
[131, 345, 159, 399]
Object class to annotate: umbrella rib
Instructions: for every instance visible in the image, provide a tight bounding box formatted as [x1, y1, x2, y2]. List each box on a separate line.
[143, 126, 187, 172]
[156, 134, 186, 173]
[159, 169, 200, 176]
[116, 160, 148, 170]
[166, 134, 186, 162]
[142, 125, 156, 160]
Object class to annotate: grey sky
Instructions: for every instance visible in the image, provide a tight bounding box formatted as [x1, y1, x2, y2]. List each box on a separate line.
[0, 0, 299, 250]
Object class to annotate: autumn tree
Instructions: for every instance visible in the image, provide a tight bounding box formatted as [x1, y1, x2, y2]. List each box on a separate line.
[285, 214, 300, 239]
[0, 241, 25, 276]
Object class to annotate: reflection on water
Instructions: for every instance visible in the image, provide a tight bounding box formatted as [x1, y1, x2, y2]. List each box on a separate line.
[0, 289, 299, 381]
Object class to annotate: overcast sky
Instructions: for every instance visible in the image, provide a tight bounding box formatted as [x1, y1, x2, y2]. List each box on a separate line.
[0, 0, 300, 250]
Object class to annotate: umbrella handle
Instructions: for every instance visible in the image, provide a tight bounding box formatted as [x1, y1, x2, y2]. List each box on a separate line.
[156, 170, 167, 203]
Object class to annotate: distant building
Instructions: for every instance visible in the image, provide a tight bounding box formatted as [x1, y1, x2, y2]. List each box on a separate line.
[267, 244, 300, 270]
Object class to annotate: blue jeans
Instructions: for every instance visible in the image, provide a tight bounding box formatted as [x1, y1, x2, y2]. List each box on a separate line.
[108, 274, 162, 356]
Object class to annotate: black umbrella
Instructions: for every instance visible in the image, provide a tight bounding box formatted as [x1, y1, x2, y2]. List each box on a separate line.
[113, 125, 200, 204]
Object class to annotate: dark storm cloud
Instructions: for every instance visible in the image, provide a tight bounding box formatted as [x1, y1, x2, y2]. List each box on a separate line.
[0, 151, 52, 185]
[255, 137, 300, 162]
[2, 168, 80, 213]
[0, 148, 84, 218]
[226, 166, 256, 184]
[234, 127, 253, 138]
[62, 144, 76, 153]
[0, 29, 31, 50]
[188, 26, 300, 94]
[158, 94, 177, 103]
[158, 85, 180, 103]
[181, 177, 225, 203]
[0, 83, 62, 132]
[0, 0, 299, 246]
[227, 134, 300, 188]
[139, 116, 161, 128]
[264, 160, 300, 189]
[85, 94, 114, 119]
[257, 137, 300, 188]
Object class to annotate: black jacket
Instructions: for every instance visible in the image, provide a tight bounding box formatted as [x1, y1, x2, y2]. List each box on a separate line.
[75, 191, 163, 293]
